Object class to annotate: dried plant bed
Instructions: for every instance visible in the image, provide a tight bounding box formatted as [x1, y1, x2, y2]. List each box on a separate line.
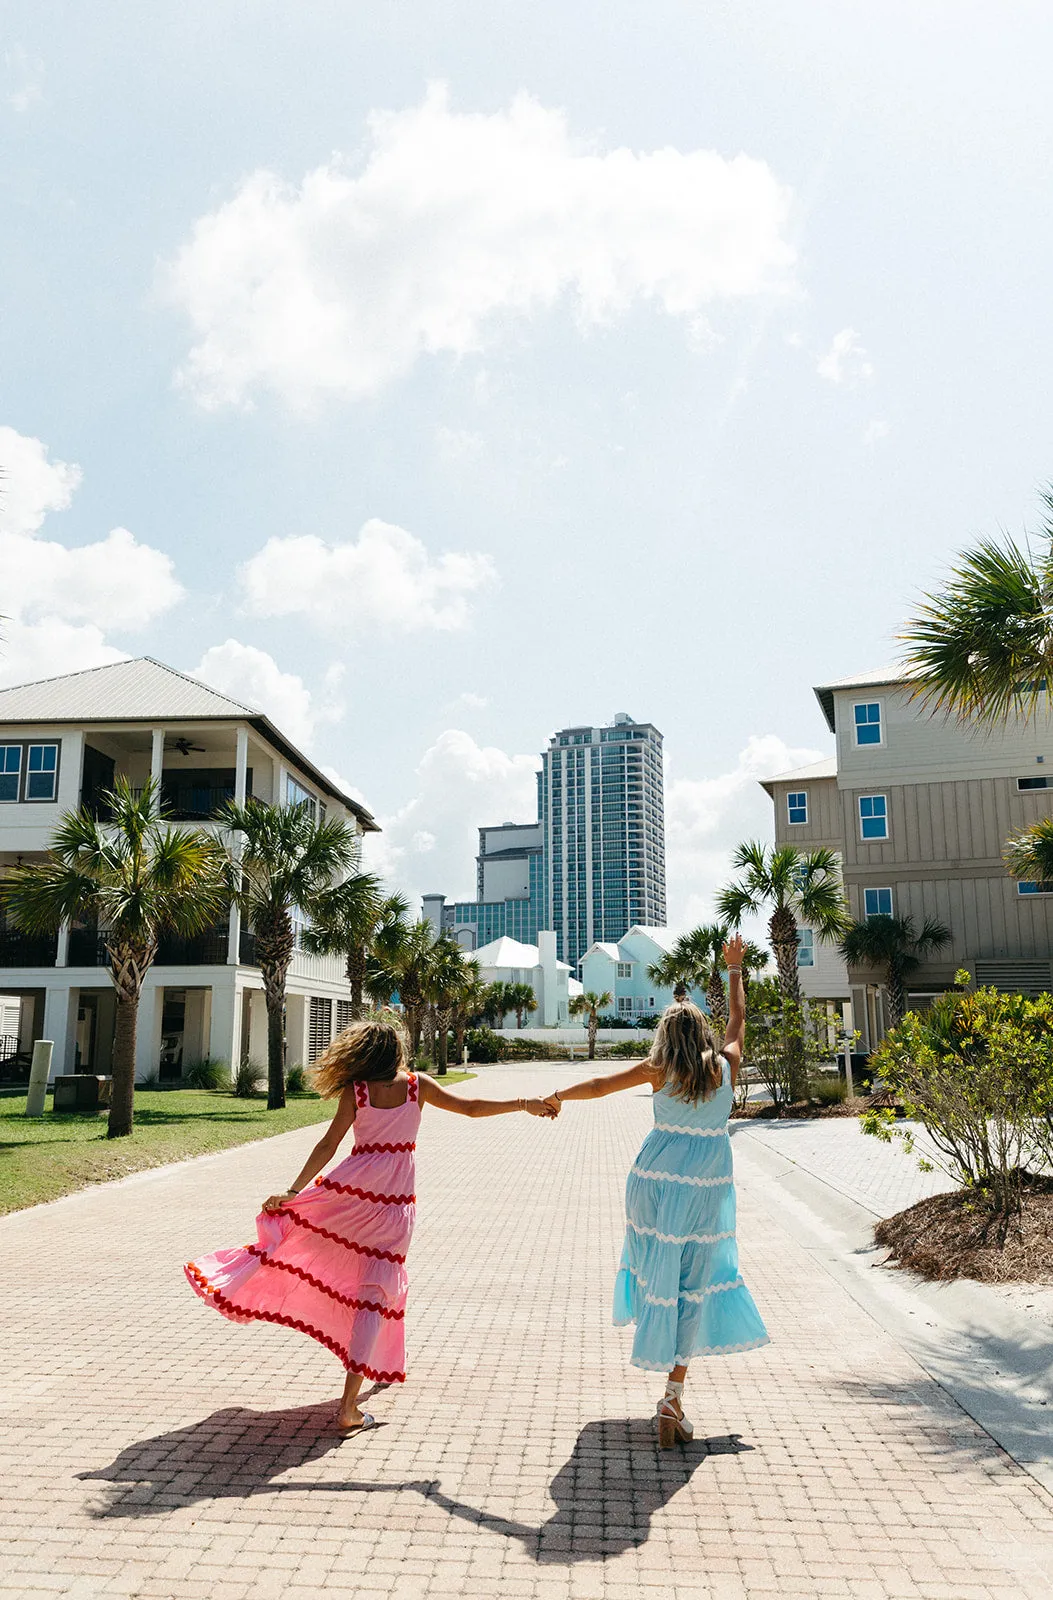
[731, 1096, 872, 1121]
[874, 1173, 1053, 1284]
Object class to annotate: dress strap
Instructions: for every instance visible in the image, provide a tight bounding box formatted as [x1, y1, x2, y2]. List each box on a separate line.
[354, 1080, 369, 1109]
[407, 1072, 418, 1102]
[720, 1055, 730, 1089]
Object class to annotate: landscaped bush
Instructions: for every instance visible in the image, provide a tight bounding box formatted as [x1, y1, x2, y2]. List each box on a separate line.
[596, 1015, 636, 1030]
[863, 973, 1053, 1215]
[742, 979, 831, 1110]
[285, 1064, 309, 1094]
[232, 1059, 264, 1098]
[600, 1038, 653, 1059]
[183, 1058, 229, 1090]
[464, 1026, 501, 1063]
[807, 1074, 847, 1107]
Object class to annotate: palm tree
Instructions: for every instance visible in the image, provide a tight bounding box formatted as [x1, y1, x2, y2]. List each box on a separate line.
[1, 777, 228, 1138]
[718, 843, 847, 1007]
[425, 935, 471, 1075]
[648, 924, 728, 1022]
[1005, 817, 1053, 888]
[484, 980, 513, 1027]
[569, 990, 613, 1060]
[449, 959, 486, 1068]
[718, 843, 846, 1101]
[381, 918, 439, 1058]
[222, 797, 360, 1110]
[737, 939, 770, 1001]
[302, 879, 407, 1020]
[900, 490, 1053, 727]
[839, 914, 951, 1029]
[505, 981, 538, 1029]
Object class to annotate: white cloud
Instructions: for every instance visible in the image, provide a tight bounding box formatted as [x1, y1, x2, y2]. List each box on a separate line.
[192, 639, 342, 749]
[240, 517, 496, 633]
[665, 734, 826, 931]
[817, 326, 873, 385]
[443, 690, 490, 714]
[166, 84, 796, 409]
[863, 418, 890, 445]
[435, 426, 483, 464]
[361, 729, 540, 900]
[6, 48, 43, 113]
[0, 425, 182, 688]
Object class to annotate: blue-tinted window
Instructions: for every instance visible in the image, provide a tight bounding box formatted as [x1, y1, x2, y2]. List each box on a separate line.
[853, 702, 882, 746]
[1017, 881, 1053, 895]
[1017, 776, 1049, 791]
[25, 743, 58, 801]
[787, 791, 808, 825]
[859, 794, 888, 840]
[0, 744, 22, 802]
[864, 888, 893, 917]
[796, 928, 815, 967]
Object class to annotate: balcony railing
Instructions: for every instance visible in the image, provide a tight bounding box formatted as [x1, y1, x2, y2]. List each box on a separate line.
[239, 929, 259, 967]
[67, 928, 247, 968]
[67, 929, 108, 967]
[0, 930, 59, 968]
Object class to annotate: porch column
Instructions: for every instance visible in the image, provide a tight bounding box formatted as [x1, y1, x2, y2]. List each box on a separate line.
[234, 726, 249, 804]
[150, 728, 165, 793]
[41, 985, 78, 1081]
[208, 973, 241, 1071]
[227, 728, 249, 965]
[55, 920, 70, 968]
[135, 981, 165, 1082]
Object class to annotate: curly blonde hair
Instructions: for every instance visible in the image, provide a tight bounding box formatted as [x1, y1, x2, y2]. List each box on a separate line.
[309, 1015, 408, 1100]
[651, 1001, 724, 1103]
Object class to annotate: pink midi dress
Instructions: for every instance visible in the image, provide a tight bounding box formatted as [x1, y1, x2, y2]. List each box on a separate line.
[185, 1072, 420, 1383]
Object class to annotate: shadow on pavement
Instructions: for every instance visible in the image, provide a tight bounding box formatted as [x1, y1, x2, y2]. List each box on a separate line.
[79, 1407, 752, 1562]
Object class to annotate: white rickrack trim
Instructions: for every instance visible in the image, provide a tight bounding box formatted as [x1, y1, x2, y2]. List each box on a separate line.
[630, 1166, 732, 1187]
[627, 1222, 736, 1245]
[653, 1123, 726, 1138]
[639, 1277, 745, 1307]
[629, 1337, 769, 1369]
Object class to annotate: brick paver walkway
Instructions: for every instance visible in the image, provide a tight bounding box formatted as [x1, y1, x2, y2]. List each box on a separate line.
[3, 1065, 1053, 1599]
[732, 1118, 949, 1218]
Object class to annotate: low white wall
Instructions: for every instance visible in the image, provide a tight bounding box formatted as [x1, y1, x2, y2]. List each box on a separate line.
[495, 1027, 654, 1044]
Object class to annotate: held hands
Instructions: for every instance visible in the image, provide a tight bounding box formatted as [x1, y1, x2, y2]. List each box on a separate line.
[541, 1093, 562, 1118]
[722, 933, 746, 970]
[262, 1191, 298, 1213]
[522, 1095, 560, 1119]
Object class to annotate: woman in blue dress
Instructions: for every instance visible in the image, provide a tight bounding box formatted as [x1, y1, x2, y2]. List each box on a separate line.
[545, 934, 768, 1447]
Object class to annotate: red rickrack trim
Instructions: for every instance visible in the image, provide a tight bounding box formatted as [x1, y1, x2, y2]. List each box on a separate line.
[355, 1080, 369, 1109]
[246, 1247, 404, 1319]
[184, 1263, 405, 1380]
[407, 1072, 418, 1102]
[283, 1211, 407, 1264]
[352, 1140, 416, 1155]
[319, 1177, 415, 1205]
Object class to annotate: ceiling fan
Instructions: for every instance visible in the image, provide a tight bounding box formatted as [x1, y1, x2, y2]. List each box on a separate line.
[168, 737, 207, 756]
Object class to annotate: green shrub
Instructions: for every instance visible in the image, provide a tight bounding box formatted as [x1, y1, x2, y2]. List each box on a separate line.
[601, 1038, 652, 1059]
[808, 1074, 847, 1107]
[866, 972, 1053, 1215]
[465, 1026, 501, 1063]
[184, 1058, 229, 1090]
[742, 979, 831, 1109]
[232, 1059, 264, 1098]
[285, 1064, 309, 1094]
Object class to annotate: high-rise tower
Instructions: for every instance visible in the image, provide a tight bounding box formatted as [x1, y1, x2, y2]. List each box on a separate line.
[540, 714, 666, 969]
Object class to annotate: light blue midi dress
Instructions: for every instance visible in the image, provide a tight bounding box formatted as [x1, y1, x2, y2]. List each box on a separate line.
[613, 1057, 769, 1370]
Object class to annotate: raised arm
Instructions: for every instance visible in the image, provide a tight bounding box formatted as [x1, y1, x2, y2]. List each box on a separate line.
[544, 1059, 661, 1109]
[262, 1085, 357, 1212]
[418, 1074, 555, 1119]
[721, 934, 746, 1085]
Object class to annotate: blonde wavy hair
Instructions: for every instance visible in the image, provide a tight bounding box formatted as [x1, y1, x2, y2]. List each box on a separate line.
[309, 1014, 408, 1100]
[651, 1000, 724, 1103]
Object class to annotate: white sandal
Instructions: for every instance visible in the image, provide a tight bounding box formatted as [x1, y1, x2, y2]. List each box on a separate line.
[656, 1380, 694, 1449]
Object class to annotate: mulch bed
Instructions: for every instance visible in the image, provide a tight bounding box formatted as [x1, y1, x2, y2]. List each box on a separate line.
[874, 1172, 1053, 1284]
[731, 1097, 872, 1121]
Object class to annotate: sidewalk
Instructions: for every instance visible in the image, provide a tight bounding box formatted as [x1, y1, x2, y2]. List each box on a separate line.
[2, 1064, 1053, 1599]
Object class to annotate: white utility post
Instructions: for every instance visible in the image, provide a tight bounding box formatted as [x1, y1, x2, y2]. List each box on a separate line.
[25, 1040, 53, 1117]
[228, 726, 249, 965]
[150, 728, 165, 791]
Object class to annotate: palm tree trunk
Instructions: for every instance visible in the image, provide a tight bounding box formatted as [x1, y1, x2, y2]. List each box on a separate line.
[769, 908, 806, 1101]
[706, 967, 727, 1026]
[436, 1006, 451, 1075]
[346, 945, 367, 1020]
[588, 1012, 598, 1060]
[254, 911, 294, 1110]
[107, 992, 139, 1138]
[885, 965, 906, 1031]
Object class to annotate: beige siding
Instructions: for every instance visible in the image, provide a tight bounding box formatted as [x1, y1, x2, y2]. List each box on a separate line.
[770, 777, 841, 850]
[844, 870, 1053, 967]
[834, 684, 1053, 786]
[838, 776, 1053, 871]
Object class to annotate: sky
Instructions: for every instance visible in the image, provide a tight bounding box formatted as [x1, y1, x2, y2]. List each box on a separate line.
[4, 1, 1053, 931]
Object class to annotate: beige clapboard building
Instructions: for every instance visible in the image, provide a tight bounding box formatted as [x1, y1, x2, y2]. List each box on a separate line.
[762, 666, 1053, 1051]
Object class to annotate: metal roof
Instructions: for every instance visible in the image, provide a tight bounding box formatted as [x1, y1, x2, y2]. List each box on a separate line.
[0, 656, 379, 831]
[759, 756, 838, 794]
[813, 664, 916, 732]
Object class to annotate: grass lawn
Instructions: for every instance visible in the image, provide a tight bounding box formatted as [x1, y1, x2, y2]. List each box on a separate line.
[0, 1069, 475, 1217]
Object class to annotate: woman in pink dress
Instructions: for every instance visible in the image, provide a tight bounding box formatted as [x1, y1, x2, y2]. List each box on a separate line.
[186, 1017, 553, 1432]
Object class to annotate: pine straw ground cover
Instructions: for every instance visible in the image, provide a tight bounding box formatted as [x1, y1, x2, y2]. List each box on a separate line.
[874, 1173, 1053, 1284]
[731, 1096, 871, 1121]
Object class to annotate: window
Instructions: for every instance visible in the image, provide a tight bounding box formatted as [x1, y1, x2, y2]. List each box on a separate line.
[0, 745, 22, 803]
[787, 791, 808, 825]
[1018, 776, 1050, 791]
[864, 888, 893, 918]
[617, 996, 634, 1014]
[286, 775, 316, 819]
[1017, 881, 1053, 895]
[853, 702, 882, 746]
[0, 740, 60, 803]
[616, 961, 633, 978]
[796, 928, 815, 967]
[858, 794, 888, 840]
